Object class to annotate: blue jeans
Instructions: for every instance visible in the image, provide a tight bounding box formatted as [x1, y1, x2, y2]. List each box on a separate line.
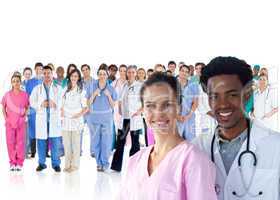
[88, 122, 113, 169]
[37, 137, 61, 168]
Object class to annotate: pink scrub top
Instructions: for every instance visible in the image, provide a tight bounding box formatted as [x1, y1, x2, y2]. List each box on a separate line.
[119, 141, 217, 200]
[1, 90, 29, 128]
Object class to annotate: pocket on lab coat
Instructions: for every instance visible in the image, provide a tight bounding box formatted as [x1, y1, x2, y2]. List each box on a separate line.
[227, 168, 278, 200]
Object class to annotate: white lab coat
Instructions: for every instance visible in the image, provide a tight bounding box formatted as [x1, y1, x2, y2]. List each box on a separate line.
[118, 81, 143, 131]
[192, 120, 280, 200]
[30, 83, 63, 139]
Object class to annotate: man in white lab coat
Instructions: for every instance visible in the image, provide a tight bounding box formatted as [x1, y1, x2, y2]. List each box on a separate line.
[193, 56, 280, 200]
[30, 65, 63, 172]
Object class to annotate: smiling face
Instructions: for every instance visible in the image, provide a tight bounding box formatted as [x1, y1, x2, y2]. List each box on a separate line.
[81, 66, 90, 78]
[35, 66, 43, 77]
[207, 74, 247, 129]
[98, 69, 108, 82]
[258, 75, 268, 89]
[56, 67, 65, 79]
[43, 68, 53, 84]
[70, 71, 80, 86]
[109, 67, 118, 77]
[119, 66, 127, 80]
[11, 76, 21, 90]
[127, 68, 136, 82]
[179, 66, 189, 80]
[142, 83, 179, 135]
[168, 64, 176, 74]
[195, 64, 203, 76]
[23, 70, 32, 80]
[137, 69, 146, 81]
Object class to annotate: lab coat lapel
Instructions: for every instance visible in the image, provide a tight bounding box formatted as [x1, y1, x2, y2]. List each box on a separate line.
[213, 140, 227, 179]
[226, 120, 268, 183]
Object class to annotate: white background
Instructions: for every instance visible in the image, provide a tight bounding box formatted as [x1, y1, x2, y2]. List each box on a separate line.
[0, 0, 280, 199]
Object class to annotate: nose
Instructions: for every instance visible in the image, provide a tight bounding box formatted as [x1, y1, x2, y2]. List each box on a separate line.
[216, 95, 230, 109]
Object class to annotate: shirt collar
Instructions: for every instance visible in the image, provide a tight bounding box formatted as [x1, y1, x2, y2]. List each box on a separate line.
[215, 128, 247, 145]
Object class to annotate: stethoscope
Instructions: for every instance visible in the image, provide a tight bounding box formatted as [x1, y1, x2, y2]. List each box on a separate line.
[97, 81, 107, 96]
[211, 119, 263, 198]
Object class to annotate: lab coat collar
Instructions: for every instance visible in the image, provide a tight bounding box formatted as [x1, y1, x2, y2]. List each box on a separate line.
[213, 119, 270, 179]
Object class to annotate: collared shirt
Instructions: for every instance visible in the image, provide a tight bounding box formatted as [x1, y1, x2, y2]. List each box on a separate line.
[216, 128, 247, 174]
[254, 86, 277, 119]
[43, 83, 50, 123]
[119, 142, 217, 200]
[62, 87, 87, 131]
[43, 83, 50, 134]
[85, 80, 117, 124]
[120, 81, 142, 119]
[82, 77, 94, 90]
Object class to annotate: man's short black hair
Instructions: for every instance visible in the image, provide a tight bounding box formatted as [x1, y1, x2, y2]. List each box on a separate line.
[168, 61, 176, 66]
[200, 56, 253, 93]
[108, 64, 118, 71]
[23, 67, 32, 75]
[34, 62, 43, 69]
[81, 64, 91, 71]
[43, 65, 53, 71]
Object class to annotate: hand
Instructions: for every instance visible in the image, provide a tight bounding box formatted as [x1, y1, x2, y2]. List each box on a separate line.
[182, 113, 192, 122]
[41, 100, 49, 108]
[176, 115, 184, 122]
[49, 100, 57, 109]
[131, 110, 141, 118]
[262, 113, 270, 119]
[104, 89, 111, 97]
[93, 89, 101, 98]
[71, 113, 81, 119]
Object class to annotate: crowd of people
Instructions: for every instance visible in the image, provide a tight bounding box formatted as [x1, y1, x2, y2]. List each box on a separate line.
[1, 57, 279, 199]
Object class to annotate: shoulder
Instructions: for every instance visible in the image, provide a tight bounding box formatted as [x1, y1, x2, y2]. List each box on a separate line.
[2, 91, 10, 101]
[179, 142, 215, 173]
[107, 84, 116, 92]
[253, 120, 280, 141]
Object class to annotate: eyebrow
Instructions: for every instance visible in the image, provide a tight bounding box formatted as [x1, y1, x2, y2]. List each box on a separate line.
[144, 99, 175, 104]
[209, 89, 240, 95]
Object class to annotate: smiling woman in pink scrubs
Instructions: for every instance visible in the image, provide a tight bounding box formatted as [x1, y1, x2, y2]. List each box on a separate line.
[2, 73, 29, 172]
[119, 72, 217, 200]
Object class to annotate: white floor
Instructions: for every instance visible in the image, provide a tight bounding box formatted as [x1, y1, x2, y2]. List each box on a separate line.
[0, 125, 128, 200]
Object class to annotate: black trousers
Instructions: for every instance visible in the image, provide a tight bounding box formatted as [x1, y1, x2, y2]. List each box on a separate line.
[30, 139, 36, 156]
[111, 119, 141, 171]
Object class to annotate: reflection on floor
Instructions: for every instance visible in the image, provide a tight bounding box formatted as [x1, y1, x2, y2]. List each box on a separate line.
[0, 125, 130, 200]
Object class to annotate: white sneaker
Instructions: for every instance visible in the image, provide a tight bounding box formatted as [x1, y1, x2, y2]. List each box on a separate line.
[15, 166, 22, 172]
[9, 165, 16, 171]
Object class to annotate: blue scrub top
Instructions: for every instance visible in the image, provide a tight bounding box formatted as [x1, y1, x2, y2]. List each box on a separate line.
[25, 77, 42, 96]
[86, 80, 117, 124]
[26, 77, 43, 116]
[181, 82, 199, 115]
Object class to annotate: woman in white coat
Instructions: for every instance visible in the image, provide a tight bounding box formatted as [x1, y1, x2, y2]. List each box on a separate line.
[252, 73, 278, 130]
[111, 65, 144, 172]
[61, 69, 88, 172]
[193, 57, 280, 200]
[30, 65, 63, 172]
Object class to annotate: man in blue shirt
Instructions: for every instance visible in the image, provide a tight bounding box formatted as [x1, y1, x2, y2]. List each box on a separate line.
[25, 62, 43, 158]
